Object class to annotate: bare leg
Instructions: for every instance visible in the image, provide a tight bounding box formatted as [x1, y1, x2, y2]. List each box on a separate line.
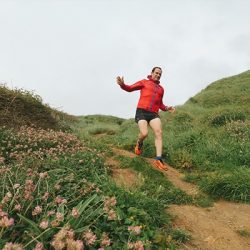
[137, 120, 148, 143]
[149, 118, 162, 157]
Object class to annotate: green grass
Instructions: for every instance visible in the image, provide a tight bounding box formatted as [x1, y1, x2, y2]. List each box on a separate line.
[114, 155, 193, 206]
[1, 70, 250, 248]
[0, 84, 75, 130]
[199, 169, 250, 202]
[79, 70, 250, 203]
[236, 229, 250, 238]
[171, 229, 191, 244]
[0, 124, 183, 249]
[0, 128, 182, 249]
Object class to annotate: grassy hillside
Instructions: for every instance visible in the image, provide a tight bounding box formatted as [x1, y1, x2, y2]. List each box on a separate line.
[89, 70, 250, 203]
[0, 86, 190, 248]
[0, 84, 76, 130]
[0, 70, 249, 249]
[164, 70, 250, 202]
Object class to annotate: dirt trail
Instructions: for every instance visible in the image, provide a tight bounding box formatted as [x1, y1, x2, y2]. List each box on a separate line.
[109, 148, 250, 250]
[112, 148, 199, 196]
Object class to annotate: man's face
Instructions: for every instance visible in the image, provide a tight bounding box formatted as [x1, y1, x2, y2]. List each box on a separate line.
[151, 68, 162, 81]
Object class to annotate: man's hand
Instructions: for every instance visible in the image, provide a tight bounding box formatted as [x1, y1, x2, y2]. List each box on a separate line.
[167, 106, 175, 113]
[116, 76, 124, 86]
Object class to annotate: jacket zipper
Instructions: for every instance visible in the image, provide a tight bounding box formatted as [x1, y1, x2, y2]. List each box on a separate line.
[149, 83, 158, 111]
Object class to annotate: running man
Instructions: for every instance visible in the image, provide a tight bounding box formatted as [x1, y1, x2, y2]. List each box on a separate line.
[116, 67, 175, 171]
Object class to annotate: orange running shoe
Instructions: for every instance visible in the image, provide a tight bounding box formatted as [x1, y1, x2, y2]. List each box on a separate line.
[153, 159, 168, 171]
[134, 140, 143, 155]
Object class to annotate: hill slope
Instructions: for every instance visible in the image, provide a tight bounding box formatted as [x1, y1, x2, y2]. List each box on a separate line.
[0, 84, 75, 130]
[92, 70, 250, 202]
[187, 70, 250, 108]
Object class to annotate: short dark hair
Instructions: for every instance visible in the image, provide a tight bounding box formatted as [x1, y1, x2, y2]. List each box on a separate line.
[151, 67, 162, 73]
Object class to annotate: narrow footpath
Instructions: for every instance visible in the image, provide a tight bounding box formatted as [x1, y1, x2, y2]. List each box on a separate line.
[108, 147, 250, 250]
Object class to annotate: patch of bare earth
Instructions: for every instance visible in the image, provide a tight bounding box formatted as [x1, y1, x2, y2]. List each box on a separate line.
[169, 202, 250, 250]
[109, 147, 250, 250]
[105, 148, 141, 189]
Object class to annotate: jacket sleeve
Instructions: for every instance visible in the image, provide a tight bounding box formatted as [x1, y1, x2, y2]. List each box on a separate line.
[159, 89, 168, 111]
[120, 80, 144, 92]
[159, 100, 167, 111]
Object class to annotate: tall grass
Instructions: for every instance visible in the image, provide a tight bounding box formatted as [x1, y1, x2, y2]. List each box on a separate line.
[0, 125, 185, 249]
[0, 84, 75, 130]
[99, 70, 250, 203]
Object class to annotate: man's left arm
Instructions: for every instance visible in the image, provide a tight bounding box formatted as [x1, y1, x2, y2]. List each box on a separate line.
[159, 90, 175, 112]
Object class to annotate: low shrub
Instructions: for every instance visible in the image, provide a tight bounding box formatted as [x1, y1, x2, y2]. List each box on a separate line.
[199, 168, 250, 202]
[209, 111, 246, 127]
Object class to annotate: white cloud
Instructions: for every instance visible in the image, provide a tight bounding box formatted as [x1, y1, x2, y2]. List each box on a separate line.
[0, 0, 249, 118]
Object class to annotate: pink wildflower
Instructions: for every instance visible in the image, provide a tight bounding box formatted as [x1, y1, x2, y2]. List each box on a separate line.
[0, 216, 14, 228]
[26, 168, 33, 176]
[109, 196, 117, 206]
[66, 239, 84, 250]
[0, 209, 8, 217]
[32, 206, 42, 216]
[107, 209, 117, 221]
[83, 229, 97, 246]
[14, 204, 22, 211]
[134, 240, 144, 250]
[51, 239, 65, 250]
[128, 242, 134, 249]
[71, 208, 79, 218]
[39, 220, 49, 229]
[54, 184, 61, 190]
[67, 229, 75, 239]
[128, 241, 144, 250]
[13, 183, 21, 189]
[0, 157, 5, 164]
[25, 179, 33, 185]
[47, 210, 55, 216]
[53, 227, 68, 241]
[128, 226, 142, 235]
[2, 242, 23, 250]
[2, 192, 12, 204]
[33, 242, 44, 250]
[55, 196, 67, 204]
[56, 212, 64, 222]
[24, 192, 33, 201]
[51, 220, 60, 227]
[101, 232, 111, 247]
[42, 192, 49, 201]
[39, 172, 48, 179]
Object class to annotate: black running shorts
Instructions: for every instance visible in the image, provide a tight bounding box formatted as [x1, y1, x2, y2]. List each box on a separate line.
[135, 108, 160, 123]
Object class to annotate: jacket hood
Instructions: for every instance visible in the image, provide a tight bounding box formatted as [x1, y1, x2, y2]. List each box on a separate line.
[147, 75, 160, 84]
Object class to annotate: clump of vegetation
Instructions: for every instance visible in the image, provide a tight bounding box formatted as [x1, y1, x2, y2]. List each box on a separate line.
[0, 126, 181, 249]
[104, 70, 250, 202]
[0, 126, 86, 164]
[199, 169, 250, 202]
[0, 84, 75, 130]
[209, 110, 246, 127]
[1, 69, 250, 248]
[237, 229, 250, 238]
[171, 229, 191, 244]
[0, 99, 186, 249]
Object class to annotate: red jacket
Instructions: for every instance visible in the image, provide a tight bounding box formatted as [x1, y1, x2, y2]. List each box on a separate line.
[120, 75, 167, 113]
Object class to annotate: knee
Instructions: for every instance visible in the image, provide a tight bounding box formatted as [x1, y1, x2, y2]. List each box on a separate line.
[155, 129, 162, 138]
[140, 131, 148, 139]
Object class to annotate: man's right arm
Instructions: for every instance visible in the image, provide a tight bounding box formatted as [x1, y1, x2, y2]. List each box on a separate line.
[116, 76, 144, 92]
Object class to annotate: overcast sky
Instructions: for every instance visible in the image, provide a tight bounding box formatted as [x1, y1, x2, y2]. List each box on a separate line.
[0, 0, 250, 118]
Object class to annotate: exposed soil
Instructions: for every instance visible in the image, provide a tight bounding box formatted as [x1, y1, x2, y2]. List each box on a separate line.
[169, 203, 250, 250]
[106, 147, 250, 250]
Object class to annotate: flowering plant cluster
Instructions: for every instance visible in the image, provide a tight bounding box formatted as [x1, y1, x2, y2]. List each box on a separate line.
[0, 125, 159, 249]
[0, 126, 86, 164]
